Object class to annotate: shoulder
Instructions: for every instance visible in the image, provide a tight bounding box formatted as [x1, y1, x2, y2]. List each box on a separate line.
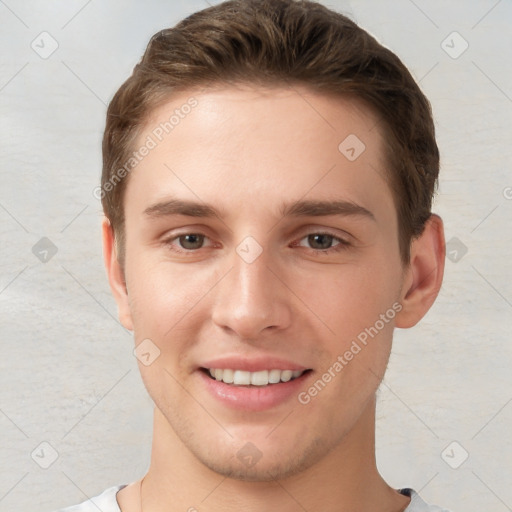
[52, 484, 127, 512]
[401, 488, 453, 512]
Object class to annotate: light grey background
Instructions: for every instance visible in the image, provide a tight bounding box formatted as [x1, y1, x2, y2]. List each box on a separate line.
[0, 1, 511, 511]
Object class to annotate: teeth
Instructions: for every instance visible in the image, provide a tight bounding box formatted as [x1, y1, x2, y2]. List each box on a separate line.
[268, 369, 281, 384]
[280, 370, 293, 382]
[234, 370, 251, 385]
[207, 368, 305, 386]
[250, 370, 268, 386]
[221, 368, 234, 383]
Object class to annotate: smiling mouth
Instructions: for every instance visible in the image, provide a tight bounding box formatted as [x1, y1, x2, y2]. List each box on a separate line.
[201, 367, 312, 386]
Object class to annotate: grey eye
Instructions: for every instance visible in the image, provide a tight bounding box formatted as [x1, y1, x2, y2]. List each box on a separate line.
[307, 234, 335, 250]
[178, 234, 205, 250]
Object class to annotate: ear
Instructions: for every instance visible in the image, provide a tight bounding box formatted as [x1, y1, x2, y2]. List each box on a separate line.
[395, 214, 445, 328]
[102, 217, 134, 331]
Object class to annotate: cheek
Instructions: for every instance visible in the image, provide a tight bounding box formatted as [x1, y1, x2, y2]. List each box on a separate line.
[299, 278, 396, 412]
[125, 255, 212, 332]
[295, 262, 400, 400]
[125, 256, 223, 383]
[296, 262, 399, 340]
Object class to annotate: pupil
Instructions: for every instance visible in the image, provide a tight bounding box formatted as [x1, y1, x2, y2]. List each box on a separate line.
[309, 234, 332, 249]
[180, 234, 204, 249]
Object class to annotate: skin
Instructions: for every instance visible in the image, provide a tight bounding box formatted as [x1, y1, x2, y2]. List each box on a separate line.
[103, 84, 445, 512]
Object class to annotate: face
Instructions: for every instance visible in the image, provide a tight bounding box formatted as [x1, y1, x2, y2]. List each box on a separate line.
[113, 85, 408, 480]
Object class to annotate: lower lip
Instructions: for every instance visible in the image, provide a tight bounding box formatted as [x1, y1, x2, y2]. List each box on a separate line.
[198, 370, 312, 411]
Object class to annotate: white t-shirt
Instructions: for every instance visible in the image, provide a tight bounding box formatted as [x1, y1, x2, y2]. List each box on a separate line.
[53, 485, 452, 511]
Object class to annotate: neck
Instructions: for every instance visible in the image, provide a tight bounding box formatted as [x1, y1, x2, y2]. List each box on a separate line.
[136, 396, 409, 512]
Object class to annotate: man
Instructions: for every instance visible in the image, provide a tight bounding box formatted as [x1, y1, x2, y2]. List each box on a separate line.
[57, 0, 449, 510]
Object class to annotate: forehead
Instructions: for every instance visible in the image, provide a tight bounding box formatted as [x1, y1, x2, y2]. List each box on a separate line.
[125, 84, 394, 225]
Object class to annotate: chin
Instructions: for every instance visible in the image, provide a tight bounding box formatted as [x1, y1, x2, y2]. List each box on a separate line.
[200, 458, 305, 482]
[192, 436, 328, 482]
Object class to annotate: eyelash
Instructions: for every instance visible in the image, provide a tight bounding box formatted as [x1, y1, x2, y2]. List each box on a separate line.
[162, 231, 351, 255]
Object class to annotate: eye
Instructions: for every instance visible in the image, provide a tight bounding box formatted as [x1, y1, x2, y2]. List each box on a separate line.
[178, 234, 205, 250]
[163, 231, 350, 255]
[296, 232, 350, 252]
[164, 233, 212, 252]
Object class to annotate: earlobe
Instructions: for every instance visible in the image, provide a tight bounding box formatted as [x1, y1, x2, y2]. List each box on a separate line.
[102, 217, 134, 331]
[395, 214, 445, 329]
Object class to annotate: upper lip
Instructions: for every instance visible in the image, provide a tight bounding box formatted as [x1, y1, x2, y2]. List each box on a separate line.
[199, 356, 310, 372]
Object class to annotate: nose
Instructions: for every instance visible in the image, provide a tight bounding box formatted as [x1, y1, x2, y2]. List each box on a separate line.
[211, 244, 292, 340]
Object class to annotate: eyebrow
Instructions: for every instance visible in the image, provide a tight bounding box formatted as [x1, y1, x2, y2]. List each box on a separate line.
[143, 198, 375, 222]
[144, 198, 219, 218]
[280, 199, 375, 221]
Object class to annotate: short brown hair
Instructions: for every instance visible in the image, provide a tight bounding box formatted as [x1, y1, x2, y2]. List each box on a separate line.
[101, 0, 439, 268]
